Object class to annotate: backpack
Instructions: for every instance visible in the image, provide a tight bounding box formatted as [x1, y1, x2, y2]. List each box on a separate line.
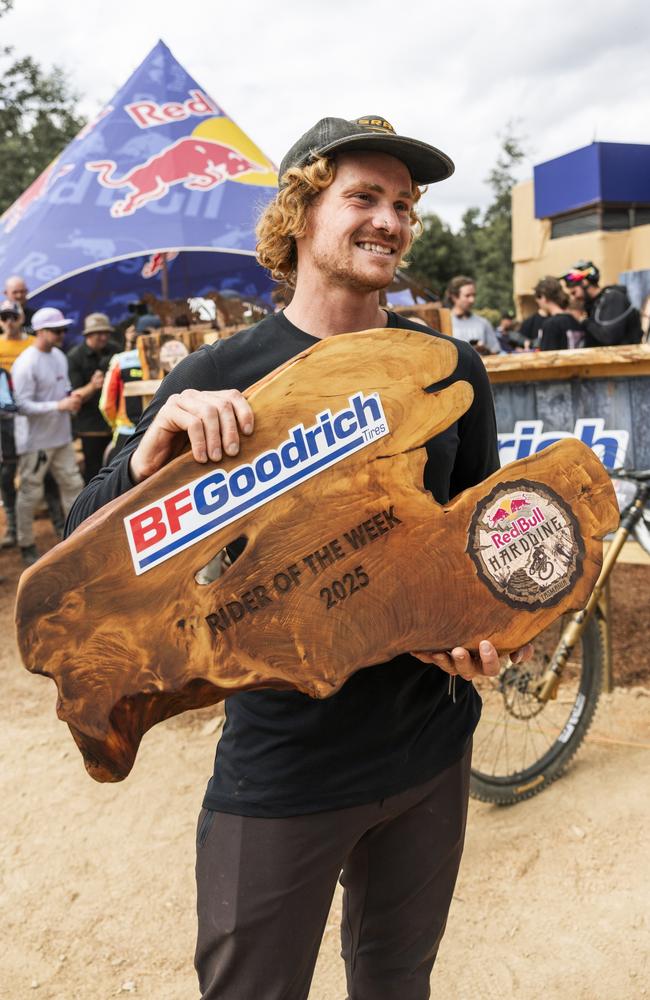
[0, 367, 18, 415]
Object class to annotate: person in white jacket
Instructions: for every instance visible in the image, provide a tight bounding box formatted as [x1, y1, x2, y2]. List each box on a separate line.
[11, 307, 84, 565]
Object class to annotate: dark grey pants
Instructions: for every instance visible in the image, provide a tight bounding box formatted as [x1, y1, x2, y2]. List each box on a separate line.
[195, 746, 471, 1000]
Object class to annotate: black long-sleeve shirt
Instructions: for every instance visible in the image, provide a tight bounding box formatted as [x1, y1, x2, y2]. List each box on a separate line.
[67, 311, 499, 817]
[67, 340, 116, 435]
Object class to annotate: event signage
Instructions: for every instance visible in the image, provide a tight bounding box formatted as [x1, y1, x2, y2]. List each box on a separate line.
[125, 391, 390, 575]
[498, 418, 629, 470]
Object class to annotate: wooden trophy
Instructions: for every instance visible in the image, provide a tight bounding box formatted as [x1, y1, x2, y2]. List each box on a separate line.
[15, 329, 619, 782]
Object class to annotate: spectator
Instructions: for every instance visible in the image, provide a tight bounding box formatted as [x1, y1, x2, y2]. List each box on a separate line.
[445, 275, 500, 354]
[11, 307, 84, 566]
[535, 277, 585, 350]
[67, 313, 118, 483]
[4, 274, 34, 331]
[566, 282, 588, 323]
[134, 313, 161, 335]
[519, 307, 544, 348]
[494, 310, 523, 352]
[562, 260, 642, 347]
[99, 320, 145, 461]
[0, 300, 66, 546]
[0, 300, 29, 369]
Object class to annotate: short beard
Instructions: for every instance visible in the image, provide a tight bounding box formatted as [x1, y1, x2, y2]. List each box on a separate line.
[310, 245, 395, 294]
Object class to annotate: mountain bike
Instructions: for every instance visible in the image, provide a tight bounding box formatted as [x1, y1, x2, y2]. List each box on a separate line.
[470, 467, 650, 805]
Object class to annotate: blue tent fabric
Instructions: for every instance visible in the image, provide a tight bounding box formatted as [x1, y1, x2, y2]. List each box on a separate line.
[0, 40, 278, 342]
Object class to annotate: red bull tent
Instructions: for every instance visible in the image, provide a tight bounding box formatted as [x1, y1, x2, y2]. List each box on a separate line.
[0, 40, 278, 342]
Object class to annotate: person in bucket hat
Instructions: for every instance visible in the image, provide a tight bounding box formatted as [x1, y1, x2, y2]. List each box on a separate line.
[66, 114, 532, 998]
[67, 312, 118, 483]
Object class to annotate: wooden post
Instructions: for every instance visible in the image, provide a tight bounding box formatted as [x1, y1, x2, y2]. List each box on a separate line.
[160, 255, 170, 305]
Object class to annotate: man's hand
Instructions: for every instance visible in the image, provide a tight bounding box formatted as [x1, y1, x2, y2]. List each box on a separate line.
[58, 394, 82, 414]
[129, 388, 254, 484]
[72, 370, 105, 403]
[411, 641, 534, 681]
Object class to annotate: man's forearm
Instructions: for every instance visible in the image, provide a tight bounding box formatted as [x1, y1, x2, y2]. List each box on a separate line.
[15, 396, 59, 416]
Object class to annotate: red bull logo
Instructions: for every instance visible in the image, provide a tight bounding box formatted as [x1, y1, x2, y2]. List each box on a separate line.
[1, 159, 74, 234]
[485, 494, 541, 542]
[125, 90, 218, 129]
[142, 251, 179, 278]
[86, 138, 262, 218]
[489, 507, 508, 528]
[484, 493, 546, 550]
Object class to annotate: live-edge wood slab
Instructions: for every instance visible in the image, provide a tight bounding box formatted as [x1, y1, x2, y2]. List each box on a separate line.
[15, 329, 619, 782]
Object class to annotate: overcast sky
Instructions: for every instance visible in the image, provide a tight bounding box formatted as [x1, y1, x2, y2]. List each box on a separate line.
[3, 0, 648, 228]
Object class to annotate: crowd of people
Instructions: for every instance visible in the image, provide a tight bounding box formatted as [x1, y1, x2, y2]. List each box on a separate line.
[442, 261, 643, 355]
[0, 274, 161, 567]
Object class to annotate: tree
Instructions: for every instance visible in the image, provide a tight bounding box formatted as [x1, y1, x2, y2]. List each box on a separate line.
[0, 18, 85, 214]
[472, 124, 526, 312]
[406, 125, 526, 312]
[407, 212, 471, 299]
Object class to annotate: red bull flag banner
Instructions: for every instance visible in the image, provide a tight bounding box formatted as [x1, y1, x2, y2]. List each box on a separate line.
[0, 40, 278, 338]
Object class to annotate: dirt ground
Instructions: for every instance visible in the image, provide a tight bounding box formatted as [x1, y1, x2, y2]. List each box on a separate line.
[1, 520, 649, 1000]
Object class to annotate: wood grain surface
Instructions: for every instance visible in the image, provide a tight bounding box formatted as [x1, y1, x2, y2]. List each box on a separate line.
[15, 329, 619, 782]
[484, 343, 650, 382]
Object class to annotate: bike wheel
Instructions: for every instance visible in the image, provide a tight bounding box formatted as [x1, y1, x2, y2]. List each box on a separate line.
[470, 613, 604, 805]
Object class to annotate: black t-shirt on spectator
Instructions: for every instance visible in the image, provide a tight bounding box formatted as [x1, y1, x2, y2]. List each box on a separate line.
[65, 311, 500, 817]
[540, 313, 585, 351]
[67, 340, 117, 434]
[520, 312, 545, 345]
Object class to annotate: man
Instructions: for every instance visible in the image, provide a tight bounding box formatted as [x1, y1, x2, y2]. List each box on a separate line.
[566, 281, 588, 323]
[67, 312, 118, 482]
[519, 306, 545, 349]
[562, 260, 642, 347]
[445, 275, 500, 354]
[98, 314, 157, 461]
[4, 274, 34, 331]
[12, 306, 84, 565]
[67, 115, 530, 999]
[535, 276, 585, 351]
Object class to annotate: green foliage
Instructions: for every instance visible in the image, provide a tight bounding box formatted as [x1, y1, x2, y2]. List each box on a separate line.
[406, 212, 469, 298]
[473, 125, 525, 312]
[475, 307, 501, 328]
[407, 124, 526, 313]
[0, 45, 85, 215]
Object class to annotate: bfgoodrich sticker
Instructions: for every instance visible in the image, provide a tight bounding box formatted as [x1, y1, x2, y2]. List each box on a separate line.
[467, 481, 584, 610]
[124, 391, 390, 575]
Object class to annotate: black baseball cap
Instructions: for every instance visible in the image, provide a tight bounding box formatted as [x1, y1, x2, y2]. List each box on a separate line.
[279, 115, 455, 187]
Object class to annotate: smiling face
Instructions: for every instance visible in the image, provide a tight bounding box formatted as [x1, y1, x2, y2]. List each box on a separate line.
[35, 327, 65, 352]
[296, 151, 415, 294]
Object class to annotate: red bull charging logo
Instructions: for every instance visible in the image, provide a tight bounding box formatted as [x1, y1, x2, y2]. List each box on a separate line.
[468, 481, 583, 611]
[86, 137, 262, 218]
